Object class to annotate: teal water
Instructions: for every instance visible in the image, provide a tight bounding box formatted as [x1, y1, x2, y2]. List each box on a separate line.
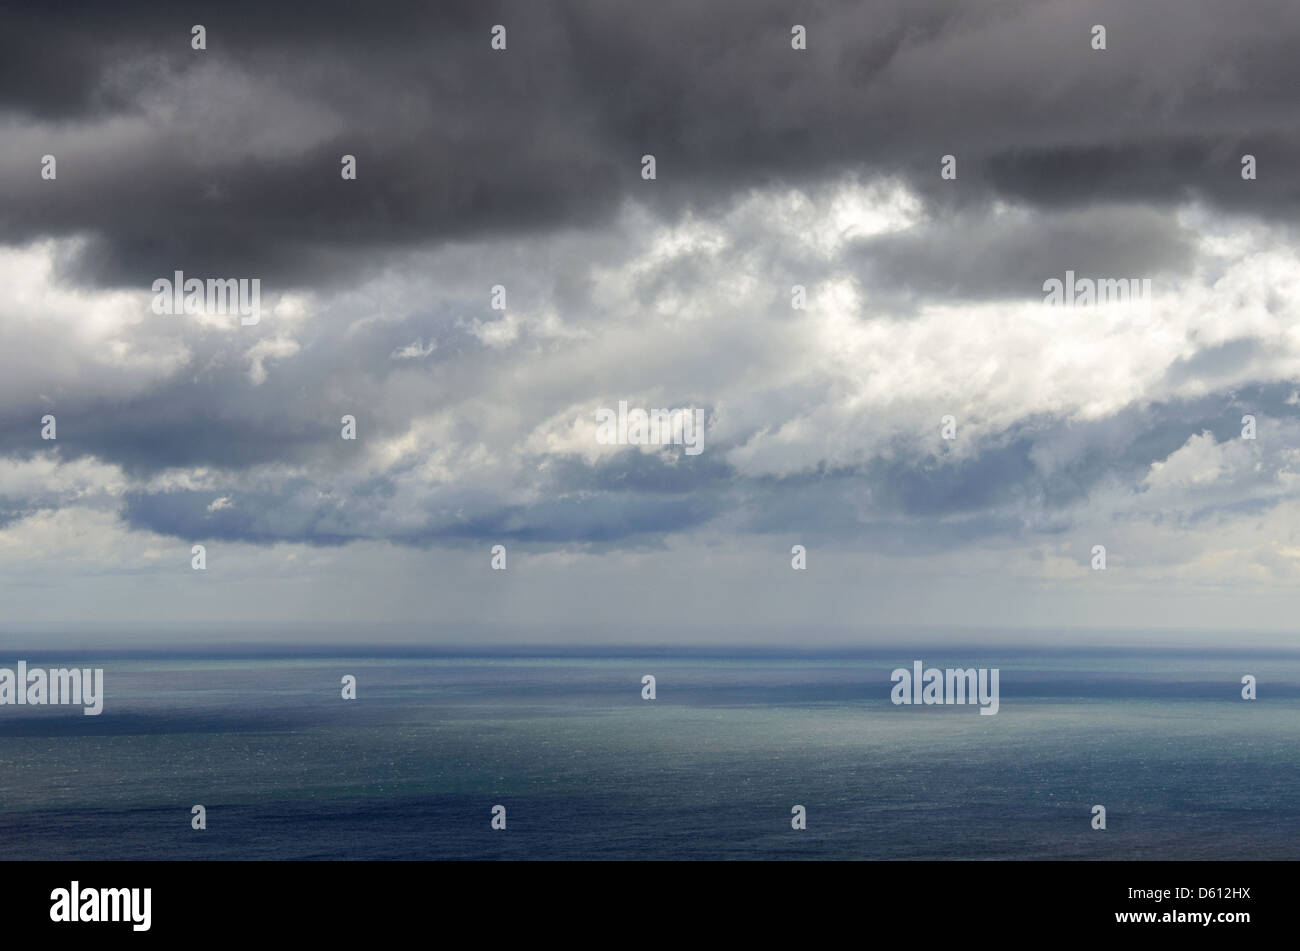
[0, 649, 1296, 859]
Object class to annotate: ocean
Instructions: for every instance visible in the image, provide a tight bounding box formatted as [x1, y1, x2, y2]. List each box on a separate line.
[1, 648, 1297, 860]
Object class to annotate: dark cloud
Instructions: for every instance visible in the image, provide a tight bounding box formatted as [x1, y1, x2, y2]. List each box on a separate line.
[849, 203, 1197, 304]
[83, 381, 1300, 548]
[120, 480, 727, 547]
[1, 0, 1298, 289]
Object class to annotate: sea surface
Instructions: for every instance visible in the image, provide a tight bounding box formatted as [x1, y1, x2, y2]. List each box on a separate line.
[0, 647, 1297, 860]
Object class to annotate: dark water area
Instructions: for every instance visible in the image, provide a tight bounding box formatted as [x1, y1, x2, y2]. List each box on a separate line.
[0, 649, 1296, 859]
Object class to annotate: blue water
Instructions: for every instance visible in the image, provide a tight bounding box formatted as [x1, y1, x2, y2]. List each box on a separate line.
[0, 648, 1296, 859]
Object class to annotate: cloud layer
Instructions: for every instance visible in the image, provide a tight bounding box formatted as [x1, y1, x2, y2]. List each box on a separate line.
[2, 1, 1299, 642]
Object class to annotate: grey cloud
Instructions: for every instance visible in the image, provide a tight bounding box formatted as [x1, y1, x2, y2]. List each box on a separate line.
[1, 0, 1298, 291]
[849, 203, 1197, 304]
[92, 382, 1300, 549]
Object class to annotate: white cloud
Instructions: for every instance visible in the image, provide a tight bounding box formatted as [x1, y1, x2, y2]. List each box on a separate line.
[390, 338, 437, 360]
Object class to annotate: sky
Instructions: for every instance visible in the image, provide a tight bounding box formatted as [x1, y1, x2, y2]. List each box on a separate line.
[1, 1, 1299, 647]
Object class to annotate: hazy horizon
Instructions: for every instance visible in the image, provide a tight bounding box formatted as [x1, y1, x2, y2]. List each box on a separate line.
[1, 622, 1297, 652]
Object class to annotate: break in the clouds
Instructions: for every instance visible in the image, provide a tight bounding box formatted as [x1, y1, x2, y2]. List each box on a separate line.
[2, 1, 1300, 643]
